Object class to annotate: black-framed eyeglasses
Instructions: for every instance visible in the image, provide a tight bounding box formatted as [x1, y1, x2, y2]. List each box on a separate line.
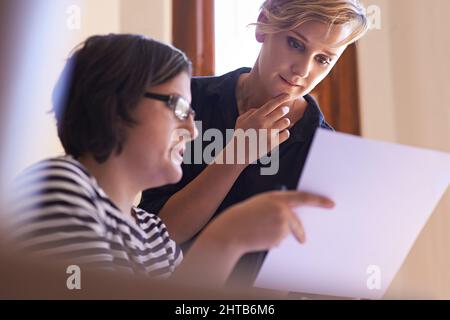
[144, 92, 195, 121]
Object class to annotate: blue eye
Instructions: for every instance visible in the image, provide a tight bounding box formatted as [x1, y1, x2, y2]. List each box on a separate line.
[287, 37, 304, 51]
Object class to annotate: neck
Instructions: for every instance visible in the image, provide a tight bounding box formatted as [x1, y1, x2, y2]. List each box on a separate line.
[236, 63, 271, 114]
[236, 61, 308, 123]
[78, 154, 140, 218]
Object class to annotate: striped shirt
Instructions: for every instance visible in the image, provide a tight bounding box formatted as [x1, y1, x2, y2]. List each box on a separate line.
[7, 156, 183, 278]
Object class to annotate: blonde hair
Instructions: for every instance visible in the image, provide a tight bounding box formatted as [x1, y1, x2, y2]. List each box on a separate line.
[254, 0, 369, 46]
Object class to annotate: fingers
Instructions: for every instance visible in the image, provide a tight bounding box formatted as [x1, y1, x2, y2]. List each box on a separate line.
[259, 94, 293, 116]
[289, 213, 306, 244]
[277, 191, 335, 209]
[272, 117, 291, 131]
[266, 104, 290, 123]
[277, 129, 290, 145]
[266, 128, 290, 149]
[240, 107, 258, 120]
[280, 192, 334, 245]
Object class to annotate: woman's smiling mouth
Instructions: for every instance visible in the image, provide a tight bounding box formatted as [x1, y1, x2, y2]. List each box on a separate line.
[279, 75, 303, 88]
[171, 143, 186, 164]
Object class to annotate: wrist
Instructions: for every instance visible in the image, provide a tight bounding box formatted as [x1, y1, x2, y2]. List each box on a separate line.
[200, 218, 246, 262]
[213, 140, 248, 171]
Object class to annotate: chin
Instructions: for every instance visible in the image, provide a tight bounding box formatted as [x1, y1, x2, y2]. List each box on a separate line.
[271, 83, 296, 97]
[164, 165, 183, 185]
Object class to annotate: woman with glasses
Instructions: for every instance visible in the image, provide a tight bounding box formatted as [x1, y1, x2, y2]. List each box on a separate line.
[139, 0, 369, 284]
[9, 34, 334, 287]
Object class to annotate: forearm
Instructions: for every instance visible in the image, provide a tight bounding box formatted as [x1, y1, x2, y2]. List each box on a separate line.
[159, 157, 245, 243]
[171, 226, 244, 288]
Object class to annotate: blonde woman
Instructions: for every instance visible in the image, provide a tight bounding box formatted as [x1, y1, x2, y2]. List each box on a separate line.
[140, 0, 369, 285]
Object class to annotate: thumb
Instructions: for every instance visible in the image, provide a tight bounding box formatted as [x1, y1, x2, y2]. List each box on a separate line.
[289, 213, 306, 244]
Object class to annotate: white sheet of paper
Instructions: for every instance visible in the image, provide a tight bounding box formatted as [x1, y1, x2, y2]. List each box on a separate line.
[254, 128, 450, 299]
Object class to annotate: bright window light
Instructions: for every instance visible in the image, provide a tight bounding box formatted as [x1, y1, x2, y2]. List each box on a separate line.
[214, 0, 264, 76]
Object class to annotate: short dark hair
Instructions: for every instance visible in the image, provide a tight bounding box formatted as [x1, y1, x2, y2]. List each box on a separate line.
[52, 34, 192, 163]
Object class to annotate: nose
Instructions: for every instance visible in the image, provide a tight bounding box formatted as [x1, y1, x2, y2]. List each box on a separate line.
[291, 55, 314, 79]
[181, 114, 198, 142]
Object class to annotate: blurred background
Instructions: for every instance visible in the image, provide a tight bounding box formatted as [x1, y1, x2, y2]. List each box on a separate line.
[0, 0, 449, 299]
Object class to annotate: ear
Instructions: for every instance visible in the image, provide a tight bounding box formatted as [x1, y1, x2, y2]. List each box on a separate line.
[255, 12, 268, 43]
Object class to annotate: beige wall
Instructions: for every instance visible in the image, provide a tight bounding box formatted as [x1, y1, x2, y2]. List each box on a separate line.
[357, 0, 450, 299]
[3, 0, 170, 184]
[2, 0, 120, 185]
[120, 0, 172, 42]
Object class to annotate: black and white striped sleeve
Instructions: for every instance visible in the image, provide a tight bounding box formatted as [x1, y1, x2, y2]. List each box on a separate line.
[7, 159, 115, 269]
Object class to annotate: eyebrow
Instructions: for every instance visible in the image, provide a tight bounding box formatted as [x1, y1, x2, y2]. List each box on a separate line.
[290, 30, 338, 58]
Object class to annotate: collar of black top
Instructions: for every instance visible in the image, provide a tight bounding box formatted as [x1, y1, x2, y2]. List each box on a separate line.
[198, 67, 327, 143]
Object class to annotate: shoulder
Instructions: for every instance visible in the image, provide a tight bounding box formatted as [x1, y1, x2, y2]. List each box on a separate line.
[191, 67, 251, 108]
[5, 157, 109, 257]
[14, 156, 98, 199]
[191, 67, 250, 92]
[304, 94, 335, 131]
[10, 156, 101, 224]
[16, 156, 93, 186]
[320, 120, 335, 131]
